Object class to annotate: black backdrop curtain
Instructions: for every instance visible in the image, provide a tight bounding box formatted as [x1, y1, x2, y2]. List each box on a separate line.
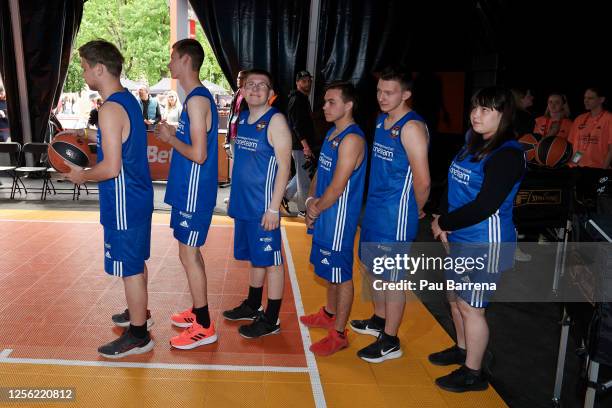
[314, 0, 470, 136]
[190, 0, 310, 111]
[0, 0, 83, 144]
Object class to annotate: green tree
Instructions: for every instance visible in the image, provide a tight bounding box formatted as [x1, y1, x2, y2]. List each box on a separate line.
[64, 0, 228, 93]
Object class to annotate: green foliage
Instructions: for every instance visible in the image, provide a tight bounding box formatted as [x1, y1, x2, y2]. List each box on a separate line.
[65, 0, 228, 93]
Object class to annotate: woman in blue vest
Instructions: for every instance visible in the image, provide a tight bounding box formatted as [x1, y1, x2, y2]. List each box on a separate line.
[430, 87, 525, 392]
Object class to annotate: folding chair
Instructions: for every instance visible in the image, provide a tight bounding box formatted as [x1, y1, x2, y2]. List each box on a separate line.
[14, 142, 51, 200]
[0, 142, 25, 198]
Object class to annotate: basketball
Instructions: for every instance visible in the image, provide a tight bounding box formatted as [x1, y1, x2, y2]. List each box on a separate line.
[48, 131, 91, 173]
[518, 133, 541, 162]
[535, 136, 573, 168]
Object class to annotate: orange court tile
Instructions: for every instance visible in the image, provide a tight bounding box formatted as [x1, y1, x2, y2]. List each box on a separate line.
[0, 210, 508, 407]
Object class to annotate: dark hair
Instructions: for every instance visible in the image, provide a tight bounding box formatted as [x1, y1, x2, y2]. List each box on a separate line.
[379, 66, 413, 91]
[244, 69, 274, 89]
[325, 81, 358, 112]
[461, 86, 516, 162]
[78, 40, 124, 77]
[586, 86, 606, 98]
[172, 39, 204, 71]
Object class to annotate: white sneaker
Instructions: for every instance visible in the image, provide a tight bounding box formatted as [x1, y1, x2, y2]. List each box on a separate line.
[514, 247, 532, 262]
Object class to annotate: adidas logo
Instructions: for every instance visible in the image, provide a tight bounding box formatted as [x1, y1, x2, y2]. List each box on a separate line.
[105, 251, 112, 259]
[321, 258, 330, 265]
[180, 220, 189, 228]
[263, 244, 273, 252]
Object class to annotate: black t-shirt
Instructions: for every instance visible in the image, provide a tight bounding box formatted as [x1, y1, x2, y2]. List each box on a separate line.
[287, 90, 317, 151]
[438, 147, 525, 231]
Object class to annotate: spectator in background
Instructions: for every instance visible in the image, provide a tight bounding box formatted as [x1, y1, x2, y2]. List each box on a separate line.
[224, 70, 247, 158]
[534, 92, 572, 138]
[163, 90, 182, 126]
[88, 97, 103, 128]
[568, 87, 612, 169]
[0, 86, 9, 142]
[512, 87, 535, 137]
[137, 85, 161, 130]
[282, 70, 318, 216]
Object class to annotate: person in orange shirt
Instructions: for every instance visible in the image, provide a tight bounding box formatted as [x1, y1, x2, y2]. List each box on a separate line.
[568, 87, 612, 169]
[534, 93, 573, 138]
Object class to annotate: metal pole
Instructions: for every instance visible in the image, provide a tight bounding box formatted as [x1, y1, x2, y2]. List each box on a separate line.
[170, 0, 189, 101]
[305, 0, 321, 106]
[8, 0, 33, 148]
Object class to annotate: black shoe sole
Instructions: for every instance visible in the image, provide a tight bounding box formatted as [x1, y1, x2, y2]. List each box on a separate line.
[238, 327, 280, 339]
[435, 381, 489, 393]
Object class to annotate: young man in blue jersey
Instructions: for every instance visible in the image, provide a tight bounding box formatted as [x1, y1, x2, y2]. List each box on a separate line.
[154, 39, 218, 349]
[350, 67, 430, 363]
[223, 69, 292, 338]
[66, 40, 154, 358]
[300, 82, 366, 356]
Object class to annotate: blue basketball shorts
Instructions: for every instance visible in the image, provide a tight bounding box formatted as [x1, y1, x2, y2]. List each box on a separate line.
[233, 219, 282, 267]
[310, 242, 354, 284]
[170, 207, 213, 247]
[103, 220, 151, 277]
[358, 228, 411, 283]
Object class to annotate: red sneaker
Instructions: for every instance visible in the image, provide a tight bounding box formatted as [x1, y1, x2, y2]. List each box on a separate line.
[170, 308, 196, 328]
[170, 322, 218, 350]
[300, 307, 336, 329]
[309, 328, 349, 356]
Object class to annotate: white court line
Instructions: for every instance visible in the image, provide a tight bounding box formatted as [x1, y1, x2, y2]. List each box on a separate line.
[281, 227, 327, 408]
[0, 349, 308, 373]
[0, 221, 324, 401]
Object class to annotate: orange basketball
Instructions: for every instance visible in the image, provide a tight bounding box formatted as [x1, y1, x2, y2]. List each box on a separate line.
[536, 136, 573, 168]
[518, 133, 541, 162]
[48, 131, 90, 173]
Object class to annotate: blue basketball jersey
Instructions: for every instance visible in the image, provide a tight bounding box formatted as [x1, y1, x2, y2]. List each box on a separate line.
[447, 140, 525, 243]
[164, 86, 218, 212]
[228, 108, 282, 221]
[98, 89, 153, 230]
[362, 111, 426, 242]
[313, 124, 367, 251]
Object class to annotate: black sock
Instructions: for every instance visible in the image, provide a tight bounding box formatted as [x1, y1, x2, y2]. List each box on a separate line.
[382, 331, 399, 344]
[464, 365, 482, 376]
[456, 344, 467, 353]
[129, 323, 147, 339]
[371, 314, 386, 328]
[193, 305, 210, 328]
[247, 286, 263, 310]
[323, 307, 335, 318]
[264, 298, 282, 323]
[336, 330, 346, 338]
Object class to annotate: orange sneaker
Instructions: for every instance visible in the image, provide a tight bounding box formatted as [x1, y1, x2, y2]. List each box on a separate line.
[171, 308, 196, 328]
[300, 307, 336, 329]
[170, 322, 218, 349]
[309, 328, 349, 356]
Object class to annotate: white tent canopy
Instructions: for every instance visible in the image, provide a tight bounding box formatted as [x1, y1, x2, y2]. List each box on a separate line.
[149, 77, 228, 96]
[120, 77, 146, 91]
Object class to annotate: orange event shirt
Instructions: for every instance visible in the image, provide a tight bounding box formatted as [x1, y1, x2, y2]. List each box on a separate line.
[533, 116, 573, 139]
[568, 111, 612, 169]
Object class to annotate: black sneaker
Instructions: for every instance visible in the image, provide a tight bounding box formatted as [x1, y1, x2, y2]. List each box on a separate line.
[223, 300, 264, 321]
[297, 211, 306, 218]
[280, 198, 294, 217]
[428, 345, 494, 374]
[428, 344, 466, 366]
[349, 315, 383, 337]
[97, 330, 155, 359]
[238, 312, 280, 339]
[435, 365, 489, 393]
[357, 333, 402, 363]
[111, 309, 154, 329]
